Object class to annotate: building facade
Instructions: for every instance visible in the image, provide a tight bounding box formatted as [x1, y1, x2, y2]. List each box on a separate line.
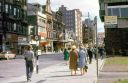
[99, 0, 128, 55]
[82, 18, 96, 46]
[52, 11, 65, 52]
[27, 3, 47, 53]
[43, 0, 53, 52]
[98, 32, 105, 46]
[59, 5, 82, 46]
[0, 0, 28, 53]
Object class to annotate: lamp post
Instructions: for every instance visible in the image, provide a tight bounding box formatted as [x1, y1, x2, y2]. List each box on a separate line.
[94, 16, 98, 80]
[30, 4, 40, 74]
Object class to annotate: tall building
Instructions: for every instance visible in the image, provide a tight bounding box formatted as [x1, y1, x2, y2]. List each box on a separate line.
[27, 3, 47, 53]
[99, 0, 128, 55]
[83, 19, 96, 45]
[59, 5, 82, 45]
[52, 11, 65, 52]
[0, 0, 28, 53]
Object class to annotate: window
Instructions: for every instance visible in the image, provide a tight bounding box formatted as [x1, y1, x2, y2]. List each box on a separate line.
[121, 7, 128, 17]
[0, 2, 1, 12]
[0, 21, 2, 30]
[112, 8, 120, 16]
[107, 5, 128, 17]
[9, 5, 12, 15]
[7, 22, 10, 31]
[14, 8, 16, 16]
[5, 4, 9, 13]
[13, 23, 16, 31]
[17, 9, 19, 17]
[108, 8, 112, 16]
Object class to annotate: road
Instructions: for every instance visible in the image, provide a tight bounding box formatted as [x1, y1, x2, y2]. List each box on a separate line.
[0, 53, 64, 82]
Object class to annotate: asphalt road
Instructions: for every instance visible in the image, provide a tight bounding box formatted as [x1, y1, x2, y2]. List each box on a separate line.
[0, 53, 64, 82]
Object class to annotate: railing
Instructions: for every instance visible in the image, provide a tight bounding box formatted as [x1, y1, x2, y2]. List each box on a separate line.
[104, 0, 128, 3]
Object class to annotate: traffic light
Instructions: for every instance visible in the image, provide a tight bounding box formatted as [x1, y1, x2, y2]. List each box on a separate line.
[30, 27, 35, 35]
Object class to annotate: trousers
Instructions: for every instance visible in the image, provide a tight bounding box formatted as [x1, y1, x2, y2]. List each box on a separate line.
[25, 60, 33, 80]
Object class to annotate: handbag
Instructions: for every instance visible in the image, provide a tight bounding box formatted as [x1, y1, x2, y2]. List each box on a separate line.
[85, 65, 88, 69]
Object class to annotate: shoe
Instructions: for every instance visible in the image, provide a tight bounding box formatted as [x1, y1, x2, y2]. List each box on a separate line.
[27, 78, 31, 82]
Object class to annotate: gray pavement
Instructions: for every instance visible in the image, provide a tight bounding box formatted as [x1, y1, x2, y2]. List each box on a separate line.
[1, 59, 104, 83]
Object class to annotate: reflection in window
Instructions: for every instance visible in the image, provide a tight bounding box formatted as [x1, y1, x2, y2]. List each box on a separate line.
[10, 5, 12, 15]
[5, 4, 9, 13]
[107, 5, 128, 17]
[108, 8, 112, 16]
[112, 8, 120, 16]
[121, 8, 128, 17]
[14, 8, 16, 16]
[14, 23, 16, 31]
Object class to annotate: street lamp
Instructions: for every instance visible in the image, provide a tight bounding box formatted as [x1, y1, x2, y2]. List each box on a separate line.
[94, 16, 98, 80]
[28, 4, 40, 74]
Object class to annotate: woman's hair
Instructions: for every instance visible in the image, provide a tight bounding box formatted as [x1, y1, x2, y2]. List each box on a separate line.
[72, 45, 76, 50]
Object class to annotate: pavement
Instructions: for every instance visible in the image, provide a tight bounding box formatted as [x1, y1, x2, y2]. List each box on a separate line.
[98, 57, 128, 83]
[1, 58, 104, 83]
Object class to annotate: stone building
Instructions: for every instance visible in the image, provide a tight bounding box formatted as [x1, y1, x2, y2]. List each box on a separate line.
[59, 5, 82, 46]
[0, 0, 28, 53]
[99, 0, 128, 55]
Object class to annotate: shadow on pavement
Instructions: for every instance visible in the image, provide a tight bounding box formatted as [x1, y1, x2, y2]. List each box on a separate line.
[10, 80, 46, 83]
[51, 70, 70, 73]
[47, 74, 74, 78]
[36, 80, 46, 83]
[0, 76, 4, 78]
[10, 81, 27, 83]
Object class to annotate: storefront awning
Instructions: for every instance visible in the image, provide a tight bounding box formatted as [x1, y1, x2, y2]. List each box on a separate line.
[39, 41, 49, 46]
[59, 39, 74, 42]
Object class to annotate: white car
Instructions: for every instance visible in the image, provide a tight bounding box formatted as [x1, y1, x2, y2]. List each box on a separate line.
[0, 51, 16, 59]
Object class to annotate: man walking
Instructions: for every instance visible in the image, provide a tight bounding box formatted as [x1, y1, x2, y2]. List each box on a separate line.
[23, 45, 35, 82]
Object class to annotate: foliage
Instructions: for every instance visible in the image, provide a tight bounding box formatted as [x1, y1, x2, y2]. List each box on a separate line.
[114, 79, 128, 83]
[105, 56, 128, 65]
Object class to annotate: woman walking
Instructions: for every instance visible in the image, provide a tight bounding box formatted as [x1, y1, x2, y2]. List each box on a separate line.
[69, 45, 78, 76]
[78, 44, 87, 75]
[63, 48, 69, 65]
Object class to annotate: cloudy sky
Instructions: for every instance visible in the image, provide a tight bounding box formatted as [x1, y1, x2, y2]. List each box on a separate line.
[28, 0, 104, 32]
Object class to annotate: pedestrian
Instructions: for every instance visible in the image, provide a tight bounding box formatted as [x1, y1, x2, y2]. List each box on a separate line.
[87, 46, 93, 64]
[23, 45, 35, 82]
[69, 45, 78, 76]
[78, 44, 87, 75]
[98, 46, 105, 59]
[93, 46, 97, 60]
[63, 48, 69, 65]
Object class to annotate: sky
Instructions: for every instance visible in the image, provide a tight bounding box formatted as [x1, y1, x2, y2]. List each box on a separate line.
[28, 0, 104, 32]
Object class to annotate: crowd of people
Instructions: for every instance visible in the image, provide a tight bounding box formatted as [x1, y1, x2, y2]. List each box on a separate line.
[22, 44, 105, 81]
[63, 44, 105, 76]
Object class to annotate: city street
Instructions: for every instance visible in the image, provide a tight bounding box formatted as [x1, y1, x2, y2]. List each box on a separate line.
[0, 52, 104, 83]
[0, 53, 63, 82]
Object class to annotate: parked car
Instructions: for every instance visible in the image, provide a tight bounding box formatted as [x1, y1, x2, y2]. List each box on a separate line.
[0, 51, 16, 59]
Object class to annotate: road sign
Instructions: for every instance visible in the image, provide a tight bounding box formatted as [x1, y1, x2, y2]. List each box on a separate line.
[35, 35, 39, 41]
[105, 16, 117, 25]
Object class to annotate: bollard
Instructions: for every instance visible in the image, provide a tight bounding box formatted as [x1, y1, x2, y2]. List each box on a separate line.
[36, 55, 39, 74]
